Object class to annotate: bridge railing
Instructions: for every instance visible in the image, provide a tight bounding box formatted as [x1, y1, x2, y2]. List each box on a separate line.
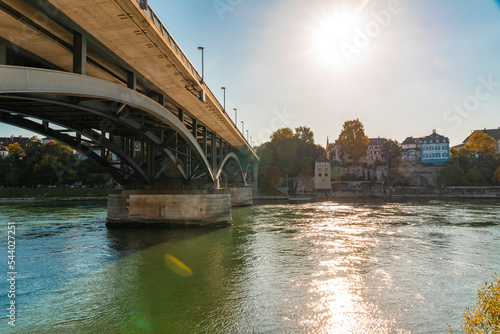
[135, 0, 244, 137]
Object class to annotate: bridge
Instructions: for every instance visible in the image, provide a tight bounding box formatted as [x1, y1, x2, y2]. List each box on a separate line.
[0, 0, 258, 226]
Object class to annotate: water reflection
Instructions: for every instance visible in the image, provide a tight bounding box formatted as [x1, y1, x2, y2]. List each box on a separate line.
[1, 200, 499, 333]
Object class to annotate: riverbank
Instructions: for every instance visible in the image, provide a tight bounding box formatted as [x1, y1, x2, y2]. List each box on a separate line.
[328, 182, 500, 200]
[0, 188, 109, 203]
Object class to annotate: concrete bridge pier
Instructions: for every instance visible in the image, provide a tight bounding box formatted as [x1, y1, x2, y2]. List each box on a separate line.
[106, 189, 232, 227]
[230, 187, 253, 207]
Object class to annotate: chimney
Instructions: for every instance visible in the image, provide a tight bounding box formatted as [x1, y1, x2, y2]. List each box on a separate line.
[432, 129, 436, 134]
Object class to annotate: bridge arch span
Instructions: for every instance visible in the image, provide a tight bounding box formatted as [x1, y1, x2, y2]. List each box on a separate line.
[0, 66, 215, 184]
[216, 152, 246, 187]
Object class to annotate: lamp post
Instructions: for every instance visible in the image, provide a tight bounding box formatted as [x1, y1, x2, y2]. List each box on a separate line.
[221, 87, 226, 112]
[241, 121, 244, 135]
[246, 130, 249, 142]
[233, 108, 237, 126]
[197, 46, 204, 84]
[250, 137, 253, 147]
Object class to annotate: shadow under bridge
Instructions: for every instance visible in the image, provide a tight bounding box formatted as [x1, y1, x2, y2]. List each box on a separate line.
[0, 66, 256, 190]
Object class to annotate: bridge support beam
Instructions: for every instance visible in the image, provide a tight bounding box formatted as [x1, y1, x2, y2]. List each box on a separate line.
[73, 32, 87, 75]
[0, 44, 6, 65]
[229, 187, 253, 207]
[106, 189, 232, 227]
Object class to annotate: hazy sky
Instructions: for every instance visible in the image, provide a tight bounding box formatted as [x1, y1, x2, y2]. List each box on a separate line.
[3, 0, 500, 147]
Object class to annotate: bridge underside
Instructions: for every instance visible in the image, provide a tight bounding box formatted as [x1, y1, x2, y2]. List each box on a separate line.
[0, 66, 256, 190]
[0, 0, 258, 226]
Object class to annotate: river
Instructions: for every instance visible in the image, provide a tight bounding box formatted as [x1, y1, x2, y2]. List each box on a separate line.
[1, 200, 499, 333]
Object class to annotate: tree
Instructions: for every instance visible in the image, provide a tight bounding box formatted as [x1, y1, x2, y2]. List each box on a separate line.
[294, 126, 314, 145]
[337, 119, 369, 164]
[258, 127, 323, 179]
[466, 166, 483, 184]
[270, 128, 294, 142]
[465, 131, 497, 157]
[494, 166, 500, 184]
[382, 139, 402, 167]
[449, 274, 500, 334]
[7, 142, 24, 161]
[440, 164, 467, 186]
[258, 164, 281, 186]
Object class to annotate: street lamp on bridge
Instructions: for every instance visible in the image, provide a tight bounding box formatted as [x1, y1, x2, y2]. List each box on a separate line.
[221, 87, 226, 112]
[233, 108, 237, 126]
[197, 46, 204, 84]
[246, 130, 249, 142]
[241, 121, 244, 136]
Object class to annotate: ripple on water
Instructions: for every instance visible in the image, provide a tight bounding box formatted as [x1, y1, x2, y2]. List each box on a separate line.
[1, 200, 499, 333]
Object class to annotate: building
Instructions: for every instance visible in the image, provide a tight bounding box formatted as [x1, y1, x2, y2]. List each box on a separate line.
[329, 140, 343, 163]
[0, 135, 29, 148]
[0, 145, 8, 157]
[421, 130, 450, 165]
[401, 136, 423, 163]
[462, 128, 500, 153]
[364, 137, 386, 165]
[314, 156, 331, 192]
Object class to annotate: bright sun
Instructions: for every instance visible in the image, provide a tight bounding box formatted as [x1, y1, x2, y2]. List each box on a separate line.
[311, 9, 362, 71]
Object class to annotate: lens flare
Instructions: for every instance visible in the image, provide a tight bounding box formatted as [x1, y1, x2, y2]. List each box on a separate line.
[164, 254, 193, 277]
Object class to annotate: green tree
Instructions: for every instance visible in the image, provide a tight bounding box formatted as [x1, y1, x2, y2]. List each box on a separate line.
[270, 127, 294, 142]
[258, 164, 281, 186]
[382, 139, 402, 167]
[337, 119, 369, 164]
[493, 166, 500, 184]
[294, 126, 314, 145]
[440, 164, 467, 186]
[465, 131, 497, 157]
[264, 127, 322, 176]
[33, 153, 61, 185]
[466, 166, 484, 184]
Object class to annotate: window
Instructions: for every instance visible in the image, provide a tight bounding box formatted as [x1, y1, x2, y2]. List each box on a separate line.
[436, 153, 441, 158]
[318, 173, 322, 177]
[325, 173, 328, 177]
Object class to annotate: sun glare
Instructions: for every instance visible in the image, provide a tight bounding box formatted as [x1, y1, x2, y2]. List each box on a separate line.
[311, 9, 362, 71]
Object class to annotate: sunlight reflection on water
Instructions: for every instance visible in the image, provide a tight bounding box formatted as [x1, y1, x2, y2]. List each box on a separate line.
[1, 200, 499, 333]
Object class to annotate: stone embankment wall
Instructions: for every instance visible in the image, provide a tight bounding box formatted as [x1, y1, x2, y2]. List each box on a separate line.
[331, 181, 385, 198]
[393, 186, 500, 199]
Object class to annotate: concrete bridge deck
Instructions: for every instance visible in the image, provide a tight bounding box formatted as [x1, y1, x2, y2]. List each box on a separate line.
[0, 0, 253, 153]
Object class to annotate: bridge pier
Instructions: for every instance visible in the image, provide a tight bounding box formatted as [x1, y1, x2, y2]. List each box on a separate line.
[106, 189, 232, 227]
[230, 187, 253, 207]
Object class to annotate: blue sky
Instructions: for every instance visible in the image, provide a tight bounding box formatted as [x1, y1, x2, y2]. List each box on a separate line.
[3, 0, 500, 147]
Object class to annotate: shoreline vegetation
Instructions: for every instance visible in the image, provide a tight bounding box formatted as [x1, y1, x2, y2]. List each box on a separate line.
[0, 188, 109, 203]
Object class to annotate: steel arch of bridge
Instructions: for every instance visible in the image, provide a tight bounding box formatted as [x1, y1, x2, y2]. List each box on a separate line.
[0, 66, 240, 186]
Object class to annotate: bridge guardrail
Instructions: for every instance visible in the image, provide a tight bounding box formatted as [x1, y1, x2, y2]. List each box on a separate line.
[134, 0, 243, 135]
